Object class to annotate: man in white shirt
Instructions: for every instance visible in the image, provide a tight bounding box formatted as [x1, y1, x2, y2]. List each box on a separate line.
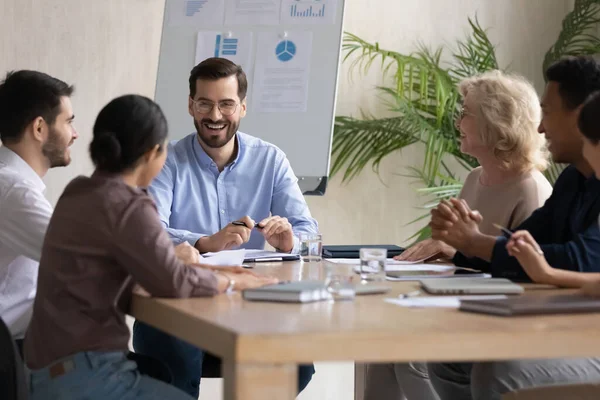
[0, 70, 78, 354]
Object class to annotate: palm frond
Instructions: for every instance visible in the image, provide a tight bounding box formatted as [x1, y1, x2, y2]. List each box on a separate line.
[450, 17, 499, 80]
[405, 223, 432, 244]
[342, 32, 456, 117]
[543, 0, 600, 74]
[402, 176, 465, 244]
[544, 162, 567, 184]
[331, 115, 419, 182]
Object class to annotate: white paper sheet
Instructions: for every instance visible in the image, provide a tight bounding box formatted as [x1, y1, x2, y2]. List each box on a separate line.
[195, 31, 254, 76]
[385, 264, 455, 272]
[326, 259, 436, 266]
[225, 0, 281, 25]
[202, 249, 295, 263]
[200, 249, 245, 266]
[244, 249, 290, 257]
[385, 295, 507, 309]
[280, 0, 338, 25]
[252, 31, 313, 113]
[168, 0, 226, 27]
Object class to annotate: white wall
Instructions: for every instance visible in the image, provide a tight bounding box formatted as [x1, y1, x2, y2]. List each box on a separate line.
[0, 0, 165, 204]
[0, 1, 572, 399]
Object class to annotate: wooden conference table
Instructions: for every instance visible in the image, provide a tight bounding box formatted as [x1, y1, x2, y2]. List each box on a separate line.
[130, 260, 600, 400]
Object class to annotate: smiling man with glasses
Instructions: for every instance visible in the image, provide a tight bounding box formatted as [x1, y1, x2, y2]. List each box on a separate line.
[132, 57, 318, 398]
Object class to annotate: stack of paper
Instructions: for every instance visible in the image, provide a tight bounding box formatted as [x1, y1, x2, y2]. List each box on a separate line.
[200, 250, 245, 267]
[385, 295, 508, 309]
[200, 249, 299, 266]
[325, 258, 428, 265]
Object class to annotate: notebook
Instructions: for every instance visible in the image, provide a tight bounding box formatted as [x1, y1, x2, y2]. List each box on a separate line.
[322, 245, 404, 259]
[459, 293, 600, 316]
[242, 281, 391, 303]
[420, 277, 524, 295]
[242, 281, 329, 303]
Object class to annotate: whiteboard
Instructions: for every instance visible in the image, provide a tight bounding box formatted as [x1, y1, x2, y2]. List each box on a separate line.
[154, 0, 346, 195]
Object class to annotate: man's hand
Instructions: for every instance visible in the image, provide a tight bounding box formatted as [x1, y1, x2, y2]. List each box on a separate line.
[174, 242, 201, 264]
[430, 198, 483, 256]
[394, 238, 456, 262]
[257, 216, 294, 253]
[195, 216, 254, 253]
[506, 230, 554, 284]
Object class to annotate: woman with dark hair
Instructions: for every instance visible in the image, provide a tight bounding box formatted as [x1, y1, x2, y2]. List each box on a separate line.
[23, 94, 277, 399]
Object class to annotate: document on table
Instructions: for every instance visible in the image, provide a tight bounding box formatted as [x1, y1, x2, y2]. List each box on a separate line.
[242, 249, 300, 261]
[202, 249, 299, 265]
[385, 295, 508, 309]
[325, 259, 487, 280]
[200, 249, 245, 266]
[337, 261, 457, 279]
[326, 259, 430, 265]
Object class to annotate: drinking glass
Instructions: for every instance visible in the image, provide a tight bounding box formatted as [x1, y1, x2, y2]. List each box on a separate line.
[299, 233, 323, 262]
[325, 274, 355, 301]
[359, 248, 387, 281]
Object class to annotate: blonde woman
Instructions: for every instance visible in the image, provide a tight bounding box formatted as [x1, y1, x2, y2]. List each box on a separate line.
[367, 70, 553, 400]
[396, 70, 552, 265]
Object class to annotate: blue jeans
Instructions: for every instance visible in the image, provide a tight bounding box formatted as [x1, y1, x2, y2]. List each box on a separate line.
[29, 351, 194, 400]
[133, 321, 315, 398]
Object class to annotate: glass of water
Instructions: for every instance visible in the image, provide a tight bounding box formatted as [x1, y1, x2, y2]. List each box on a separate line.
[359, 248, 387, 282]
[325, 274, 355, 301]
[299, 233, 323, 262]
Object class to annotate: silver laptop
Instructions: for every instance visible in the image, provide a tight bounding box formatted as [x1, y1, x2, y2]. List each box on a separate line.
[420, 277, 524, 295]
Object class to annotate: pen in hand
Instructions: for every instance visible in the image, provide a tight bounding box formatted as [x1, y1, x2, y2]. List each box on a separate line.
[232, 221, 263, 229]
[493, 223, 543, 255]
[492, 223, 513, 238]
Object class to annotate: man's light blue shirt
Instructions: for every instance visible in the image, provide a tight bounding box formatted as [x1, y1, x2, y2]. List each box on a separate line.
[148, 132, 319, 253]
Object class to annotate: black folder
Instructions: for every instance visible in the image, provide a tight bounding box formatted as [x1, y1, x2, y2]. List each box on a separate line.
[322, 244, 404, 259]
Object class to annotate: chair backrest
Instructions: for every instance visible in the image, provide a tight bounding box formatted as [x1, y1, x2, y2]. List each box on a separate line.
[0, 318, 28, 400]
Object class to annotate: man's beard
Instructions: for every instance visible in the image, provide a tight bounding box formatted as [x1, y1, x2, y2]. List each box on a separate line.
[194, 118, 238, 149]
[42, 127, 70, 168]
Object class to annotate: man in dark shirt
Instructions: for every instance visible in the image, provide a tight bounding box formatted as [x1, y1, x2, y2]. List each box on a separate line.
[449, 165, 600, 281]
[427, 56, 600, 399]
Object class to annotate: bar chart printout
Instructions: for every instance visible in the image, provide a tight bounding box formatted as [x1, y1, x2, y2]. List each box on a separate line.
[280, 0, 337, 24]
[168, 0, 225, 26]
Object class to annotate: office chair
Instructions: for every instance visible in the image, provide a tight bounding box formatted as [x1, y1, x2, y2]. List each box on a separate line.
[201, 352, 222, 378]
[0, 318, 28, 400]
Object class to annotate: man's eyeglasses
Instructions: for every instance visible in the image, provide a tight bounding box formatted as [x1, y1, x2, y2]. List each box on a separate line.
[190, 98, 239, 116]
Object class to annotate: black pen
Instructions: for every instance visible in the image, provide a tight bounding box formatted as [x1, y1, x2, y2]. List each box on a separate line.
[494, 223, 543, 255]
[493, 223, 513, 238]
[232, 221, 262, 229]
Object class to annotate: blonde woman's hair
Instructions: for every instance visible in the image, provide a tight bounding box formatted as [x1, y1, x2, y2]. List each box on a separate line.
[458, 70, 549, 172]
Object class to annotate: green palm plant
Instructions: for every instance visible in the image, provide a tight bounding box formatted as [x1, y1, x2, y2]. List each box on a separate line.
[332, 1, 600, 244]
[332, 17, 497, 242]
